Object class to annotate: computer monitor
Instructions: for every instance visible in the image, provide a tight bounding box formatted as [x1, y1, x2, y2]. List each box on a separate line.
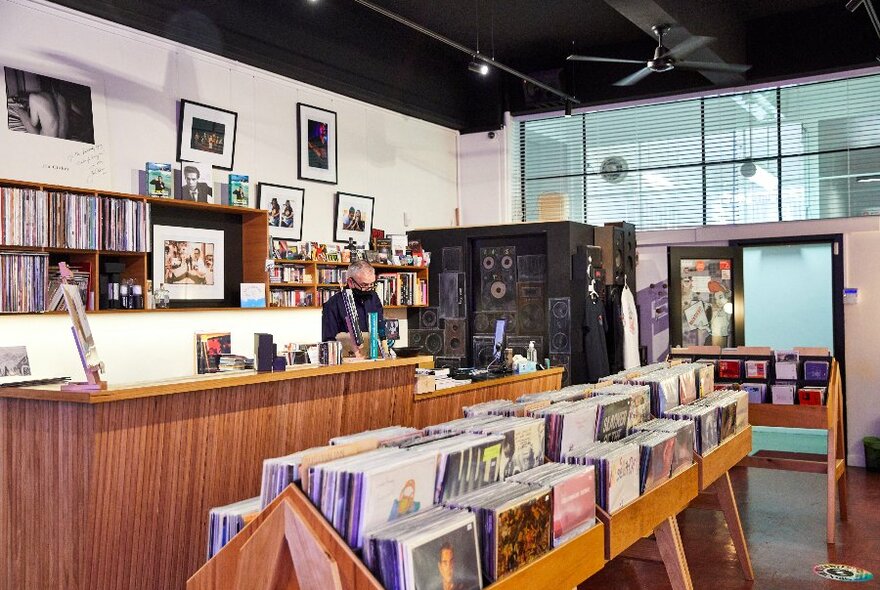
[492, 318, 507, 361]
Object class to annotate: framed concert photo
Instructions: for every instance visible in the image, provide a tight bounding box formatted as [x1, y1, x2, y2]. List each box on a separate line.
[333, 192, 374, 244]
[177, 99, 238, 170]
[259, 182, 305, 241]
[297, 103, 337, 184]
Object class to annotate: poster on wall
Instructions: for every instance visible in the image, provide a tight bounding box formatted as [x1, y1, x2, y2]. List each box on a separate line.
[177, 99, 238, 170]
[259, 182, 305, 241]
[679, 258, 733, 347]
[297, 103, 337, 184]
[1, 65, 111, 187]
[153, 225, 225, 300]
[333, 191, 374, 244]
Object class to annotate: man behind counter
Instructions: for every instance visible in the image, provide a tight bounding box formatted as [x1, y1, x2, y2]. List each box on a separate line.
[321, 260, 385, 354]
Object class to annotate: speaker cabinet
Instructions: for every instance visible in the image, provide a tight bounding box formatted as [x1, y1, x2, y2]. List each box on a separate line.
[438, 272, 466, 319]
[474, 311, 517, 335]
[472, 336, 496, 368]
[594, 226, 625, 285]
[516, 282, 545, 335]
[443, 318, 467, 357]
[254, 333, 274, 373]
[507, 336, 544, 360]
[419, 307, 439, 329]
[442, 246, 463, 272]
[550, 353, 572, 386]
[480, 246, 517, 311]
[409, 329, 444, 356]
[435, 356, 462, 371]
[610, 221, 636, 291]
[548, 297, 571, 354]
[516, 254, 547, 282]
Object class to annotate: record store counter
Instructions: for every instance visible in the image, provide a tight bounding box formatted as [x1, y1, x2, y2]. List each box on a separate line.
[0, 355, 560, 590]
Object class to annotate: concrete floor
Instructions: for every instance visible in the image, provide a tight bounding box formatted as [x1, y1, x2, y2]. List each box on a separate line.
[580, 467, 880, 589]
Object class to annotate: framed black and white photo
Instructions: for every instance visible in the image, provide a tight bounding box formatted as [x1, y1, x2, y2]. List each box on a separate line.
[153, 225, 225, 300]
[177, 99, 238, 170]
[4, 67, 95, 143]
[334, 191, 374, 244]
[178, 161, 215, 204]
[297, 103, 337, 184]
[259, 182, 305, 241]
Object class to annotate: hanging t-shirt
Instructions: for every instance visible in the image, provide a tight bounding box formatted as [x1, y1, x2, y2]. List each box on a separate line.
[621, 284, 640, 369]
[583, 298, 610, 383]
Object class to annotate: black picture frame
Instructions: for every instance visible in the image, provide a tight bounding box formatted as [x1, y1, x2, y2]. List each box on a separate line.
[177, 99, 238, 171]
[297, 103, 338, 184]
[333, 191, 375, 244]
[258, 182, 306, 241]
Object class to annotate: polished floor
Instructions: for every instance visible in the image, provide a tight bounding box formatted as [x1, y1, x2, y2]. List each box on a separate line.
[580, 467, 880, 590]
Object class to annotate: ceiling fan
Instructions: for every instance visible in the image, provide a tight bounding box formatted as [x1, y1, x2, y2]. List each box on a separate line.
[567, 24, 751, 86]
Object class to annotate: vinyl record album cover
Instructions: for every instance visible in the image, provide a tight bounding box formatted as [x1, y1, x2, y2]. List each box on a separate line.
[551, 468, 596, 546]
[409, 517, 483, 590]
[495, 490, 552, 579]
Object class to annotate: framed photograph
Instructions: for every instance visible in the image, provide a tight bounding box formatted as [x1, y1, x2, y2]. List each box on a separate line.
[153, 225, 225, 300]
[5, 67, 94, 143]
[179, 161, 215, 203]
[334, 192, 374, 244]
[297, 103, 337, 184]
[177, 99, 238, 170]
[259, 182, 305, 240]
[271, 238, 299, 260]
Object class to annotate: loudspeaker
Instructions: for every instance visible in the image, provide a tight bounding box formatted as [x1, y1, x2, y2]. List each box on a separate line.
[444, 318, 467, 357]
[442, 247, 463, 272]
[516, 282, 545, 335]
[254, 333, 274, 373]
[419, 307, 439, 329]
[480, 246, 517, 311]
[438, 272, 466, 319]
[516, 255, 547, 282]
[594, 226, 625, 285]
[548, 297, 571, 353]
[610, 221, 637, 291]
[473, 311, 517, 335]
[472, 336, 496, 368]
[435, 356, 462, 371]
[409, 329, 444, 356]
[550, 353, 572, 386]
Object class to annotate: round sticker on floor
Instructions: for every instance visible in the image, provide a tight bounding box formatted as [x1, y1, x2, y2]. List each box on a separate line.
[813, 564, 874, 582]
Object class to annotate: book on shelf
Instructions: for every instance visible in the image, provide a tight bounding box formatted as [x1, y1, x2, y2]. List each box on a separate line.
[270, 289, 313, 308]
[146, 162, 173, 199]
[228, 174, 249, 207]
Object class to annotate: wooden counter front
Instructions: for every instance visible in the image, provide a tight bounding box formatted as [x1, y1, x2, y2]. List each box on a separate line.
[0, 356, 560, 590]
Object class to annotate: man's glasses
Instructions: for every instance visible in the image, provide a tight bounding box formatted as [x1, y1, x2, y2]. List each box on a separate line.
[349, 277, 376, 292]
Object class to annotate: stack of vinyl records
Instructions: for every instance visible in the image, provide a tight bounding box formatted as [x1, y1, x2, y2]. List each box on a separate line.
[413, 432, 506, 502]
[482, 399, 552, 418]
[619, 429, 679, 494]
[330, 426, 422, 446]
[217, 354, 253, 371]
[476, 417, 545, 478]
[689, 389, 749, 442]
[592, 394, 633, 442]
[663, 404, 719, 455]
[206, 497, 260, 559]
[306, 447, 439, 549]
[629, 369, 682, 418]
[363, 507, 483, 590]
[507, 463, 596, 547]
[601, 361, 670, 383]
[446, 481, 552, 583]
[516, 384, 592, 404]
[590, 383, 652, 431]
[633, 418, 695, 478]
[695, 363, 715, 398]
[463, 399, 515, 417]
[260, 446, 333, 508]
[563, 441, 640, 513]
[0, 252, 48, 313]
[532, 399, 600, 462]
[425, 415, 507, 436]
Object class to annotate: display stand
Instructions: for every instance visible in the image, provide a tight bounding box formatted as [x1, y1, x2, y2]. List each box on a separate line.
[739, 358, 847, 543]
[188, 484, 607, 590]
[690, 426, 754, 580]
[599, 463, 699, 590]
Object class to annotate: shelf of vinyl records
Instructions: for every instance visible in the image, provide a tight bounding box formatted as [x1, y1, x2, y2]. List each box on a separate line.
[669, 345, 847, 543]
[269, 258, 429, 310]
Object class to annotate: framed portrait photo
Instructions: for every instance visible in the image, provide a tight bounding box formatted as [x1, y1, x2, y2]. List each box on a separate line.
[153, 225, 225, 300]
[334, 191, 374, 244]
[177, 99, 238, 170]
[259, 182, 305, 241]
[297, 103, 337, 184]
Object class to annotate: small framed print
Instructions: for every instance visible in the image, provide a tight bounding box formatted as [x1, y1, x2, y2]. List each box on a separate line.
[297, 103, 337, 184]
[333, 191, 374, 244]
[259, 183, 305, 241]
[177, 99, 238, 170]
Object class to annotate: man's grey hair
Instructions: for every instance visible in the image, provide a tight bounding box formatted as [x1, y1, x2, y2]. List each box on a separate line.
[347, 260, 375, 280]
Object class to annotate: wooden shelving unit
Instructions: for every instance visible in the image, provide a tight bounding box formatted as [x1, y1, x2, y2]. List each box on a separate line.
[0, 178, 431, 314]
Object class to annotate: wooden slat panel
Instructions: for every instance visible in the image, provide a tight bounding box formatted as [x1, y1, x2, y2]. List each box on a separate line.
[747, 403, 827, 429]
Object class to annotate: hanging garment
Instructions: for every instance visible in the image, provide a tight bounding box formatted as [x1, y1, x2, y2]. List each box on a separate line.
[604, 286, 624, 374]
[621, 284, 640, 369]
[583, 298, 610, 383]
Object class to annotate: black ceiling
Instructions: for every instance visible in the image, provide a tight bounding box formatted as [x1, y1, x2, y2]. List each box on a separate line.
[50, 0, 880, 132]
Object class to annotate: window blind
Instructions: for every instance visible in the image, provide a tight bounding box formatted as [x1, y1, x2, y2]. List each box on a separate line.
[514, 72, 880, 229]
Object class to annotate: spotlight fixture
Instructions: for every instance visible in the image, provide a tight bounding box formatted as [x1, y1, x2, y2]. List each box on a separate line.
[564, 101, 572, 117]
[468, 59, 489, 76]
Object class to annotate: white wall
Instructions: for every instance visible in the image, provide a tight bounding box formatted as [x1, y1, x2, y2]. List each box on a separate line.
[458, 128, 508, 226]
[0, 0, 459, 381]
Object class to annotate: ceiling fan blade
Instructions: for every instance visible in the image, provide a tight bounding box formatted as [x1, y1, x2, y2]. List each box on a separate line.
[613, 67, 654, 86]
[674, 60, 752, 74]
[567, 55, 645, 65]
[665, 35, 714, 59]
